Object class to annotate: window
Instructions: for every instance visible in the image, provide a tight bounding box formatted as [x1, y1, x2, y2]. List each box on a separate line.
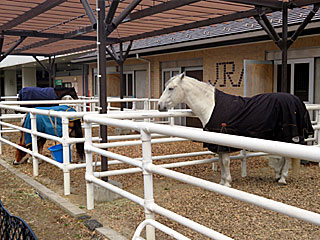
[161, 67, 203, 127]
[162, 68, 180, 91]
[123, 72, 135, 109]
[124, 72, 135, 98]
[275, 58, 314, 103]
[183, 67, 203, 128]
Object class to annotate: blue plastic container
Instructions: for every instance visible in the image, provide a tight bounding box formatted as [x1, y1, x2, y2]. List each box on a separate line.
[48, 144, 71, 163]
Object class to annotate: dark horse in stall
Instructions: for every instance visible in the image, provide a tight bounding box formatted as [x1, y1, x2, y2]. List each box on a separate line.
[14, 105, 84, 165]
[18, 87, 78, 108]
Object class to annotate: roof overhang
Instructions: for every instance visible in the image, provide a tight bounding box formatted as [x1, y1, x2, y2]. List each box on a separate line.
[0, 0, 318, 58]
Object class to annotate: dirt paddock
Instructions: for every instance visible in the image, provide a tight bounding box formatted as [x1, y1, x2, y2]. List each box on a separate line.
[0, 127, 320, 240]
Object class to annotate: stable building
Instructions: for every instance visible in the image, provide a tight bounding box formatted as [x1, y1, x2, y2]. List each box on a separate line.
[72, 5, 320, 110]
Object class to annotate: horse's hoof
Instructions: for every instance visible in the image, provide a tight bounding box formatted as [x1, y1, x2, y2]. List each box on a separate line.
[224, 183, 231, 188]
[278, 178, 287, 185]
[13, 160, 22, 165]
[219, 180, 225, 185]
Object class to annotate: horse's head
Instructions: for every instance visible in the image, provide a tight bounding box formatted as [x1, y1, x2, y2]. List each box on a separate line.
[158, 73, 186, 112]
[14, 144, 29, 165]
[69, 87, 79, 100]
[55, 87, 79, 100]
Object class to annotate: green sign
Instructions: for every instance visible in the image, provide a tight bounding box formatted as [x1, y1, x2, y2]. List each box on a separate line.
[55, 79, 63, 86]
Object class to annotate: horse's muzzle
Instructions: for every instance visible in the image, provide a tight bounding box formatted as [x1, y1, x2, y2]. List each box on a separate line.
[158, 103, 168, 112]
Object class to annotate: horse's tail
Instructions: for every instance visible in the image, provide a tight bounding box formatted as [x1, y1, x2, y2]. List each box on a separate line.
[21, 113, 27, 126]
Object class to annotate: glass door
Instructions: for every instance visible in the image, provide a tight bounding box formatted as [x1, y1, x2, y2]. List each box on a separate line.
[183, 67, 203, 128]
[275, 58, 314, 103]
[124, 71, 135, 108]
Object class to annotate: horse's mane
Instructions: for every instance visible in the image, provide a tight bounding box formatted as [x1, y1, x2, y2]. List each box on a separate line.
[175, 74, 215, 90]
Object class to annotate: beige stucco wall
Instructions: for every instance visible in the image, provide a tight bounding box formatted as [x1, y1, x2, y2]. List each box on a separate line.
[87, 34, 320, 100]
[146, 41, 276, 98]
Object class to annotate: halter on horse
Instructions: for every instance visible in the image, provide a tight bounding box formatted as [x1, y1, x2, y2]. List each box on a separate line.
[158, 73, 314, 187]
[14, 105, 84, 165]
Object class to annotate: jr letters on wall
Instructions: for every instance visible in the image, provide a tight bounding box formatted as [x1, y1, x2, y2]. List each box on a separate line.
[211, 61, 244, 88]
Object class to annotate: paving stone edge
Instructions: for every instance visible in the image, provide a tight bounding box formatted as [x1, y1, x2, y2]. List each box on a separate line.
[0, 158, 128, 240]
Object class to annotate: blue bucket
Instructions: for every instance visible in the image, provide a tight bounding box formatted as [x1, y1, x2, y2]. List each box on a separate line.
[48, 144, 71, 163]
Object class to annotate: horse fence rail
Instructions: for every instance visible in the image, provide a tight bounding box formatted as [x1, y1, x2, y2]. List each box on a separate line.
[84, 114, 320, 240]
[0, 98, 187, 196]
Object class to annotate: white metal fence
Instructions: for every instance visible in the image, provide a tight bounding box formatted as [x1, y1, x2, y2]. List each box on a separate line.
[84, 110, 320, 240]
[0, 97, 168, 195]
[1, 96, 320, 238]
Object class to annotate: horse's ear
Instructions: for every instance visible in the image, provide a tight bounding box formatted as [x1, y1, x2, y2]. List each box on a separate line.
[180, 72, 185, 80]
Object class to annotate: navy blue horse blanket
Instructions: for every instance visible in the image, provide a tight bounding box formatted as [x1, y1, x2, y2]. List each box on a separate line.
[19, 87, 58, 101]
[24, 105, 77, 147]
[204, 89, 314, 153]
[18, 87, 58, 108]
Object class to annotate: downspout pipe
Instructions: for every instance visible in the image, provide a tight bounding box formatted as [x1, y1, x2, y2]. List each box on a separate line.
[136, 53, 151, 99]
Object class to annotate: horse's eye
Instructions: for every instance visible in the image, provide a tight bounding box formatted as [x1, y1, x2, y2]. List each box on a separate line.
[168, 87, 174, 91]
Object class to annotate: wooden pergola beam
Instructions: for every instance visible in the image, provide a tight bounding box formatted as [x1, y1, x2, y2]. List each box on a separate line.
[3, 29, 96, 41]
[0, 0, 68, 31]
[123, 0, 202, 23]
[0, 36, 26, 62]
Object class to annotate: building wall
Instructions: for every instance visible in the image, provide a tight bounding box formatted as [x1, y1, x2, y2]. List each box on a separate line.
[22, 67, 36, 88]
[4, 70, 17, 96]
[146, 41, 276, 98]
[87, 34, 320, 102]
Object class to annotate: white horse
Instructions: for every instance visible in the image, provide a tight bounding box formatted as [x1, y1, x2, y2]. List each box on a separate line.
[158, 73, 313, 187]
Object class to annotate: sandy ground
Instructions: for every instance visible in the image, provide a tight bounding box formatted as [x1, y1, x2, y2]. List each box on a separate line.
[0, 126, 320, 240]
[0, 163, 107, 240]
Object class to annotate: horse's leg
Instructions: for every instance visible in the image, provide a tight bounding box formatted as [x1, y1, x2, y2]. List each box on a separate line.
[219, 153, 231, 187]
[278, 158, 291, 185]
[275, 157, 283, 181]
[37, 138, 46, 164]
[218, 154, 225, 185]
[14, 131, 29, 165]
[212, 162, 218, 172]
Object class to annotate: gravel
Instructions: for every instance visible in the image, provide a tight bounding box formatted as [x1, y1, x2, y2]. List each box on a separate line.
[1, 125, 320, 239]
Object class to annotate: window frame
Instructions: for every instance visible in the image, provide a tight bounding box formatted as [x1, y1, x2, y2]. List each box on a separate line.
[274, 58, 314, 103]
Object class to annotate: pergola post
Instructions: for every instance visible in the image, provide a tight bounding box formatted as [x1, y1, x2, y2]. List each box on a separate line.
[281, 1, 288, 93]
[106, 41, 133, 111]
[97, 0, 108, 181]
[254, 1, 319, 93]
[48, 56, 52, 87]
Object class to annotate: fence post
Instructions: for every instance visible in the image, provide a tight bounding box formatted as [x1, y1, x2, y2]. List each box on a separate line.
[0, 118, 2, 155]
[144, 100, 150, 122]
[30, 113, 39, 177]
[318, 110, 320, 167]
[141, 129, 156, 240]
[62, 117, 71, 195]
[84, 121, 94, 210]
